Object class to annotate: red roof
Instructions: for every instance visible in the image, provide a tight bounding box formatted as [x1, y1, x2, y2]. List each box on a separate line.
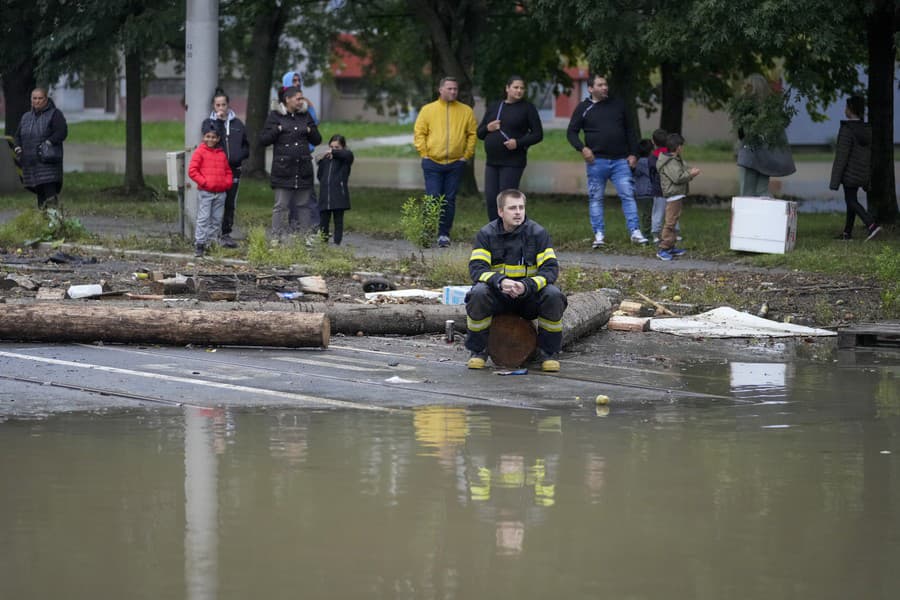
[331, 33, 370, 79]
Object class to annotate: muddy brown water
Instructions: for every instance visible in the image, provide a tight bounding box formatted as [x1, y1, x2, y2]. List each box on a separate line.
[2, 350, 899, 599]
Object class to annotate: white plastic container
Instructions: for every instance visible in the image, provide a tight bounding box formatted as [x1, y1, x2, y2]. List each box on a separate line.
[730, 196, 797, 254]
[67, 284, 103, 299]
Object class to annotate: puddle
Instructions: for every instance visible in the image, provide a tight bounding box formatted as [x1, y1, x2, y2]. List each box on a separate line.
[3, 352, 899, 599]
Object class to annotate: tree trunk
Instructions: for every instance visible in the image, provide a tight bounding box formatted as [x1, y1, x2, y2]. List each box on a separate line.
[16, 289, 614, 340]
[488, 314, 537, 367]
[243, 6, 288, 178]
[124, 47, 146, 193]
[1, 2, 36, 137]
[0, 304, 329, 348]
[2, 61, 35, 139]
[411, 0, 486, 196]
[659, 61, 685, 135]
[610, 59, 640, 151]
[865, 0, 898, 224]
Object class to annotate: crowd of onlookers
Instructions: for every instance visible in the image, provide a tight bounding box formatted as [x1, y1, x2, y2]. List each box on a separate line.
[12, 71, 881, 259]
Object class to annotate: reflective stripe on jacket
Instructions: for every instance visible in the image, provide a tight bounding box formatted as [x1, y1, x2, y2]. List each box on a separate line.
[468, 217, 558, 298]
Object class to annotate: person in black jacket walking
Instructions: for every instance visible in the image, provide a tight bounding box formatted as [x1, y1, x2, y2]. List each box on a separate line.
[566, 74, 647, 249]
[477, 76, 543, 222]
[316, 134, 354, 245]
[829, 95, 881, 241]
[259, 86, 322, 238]
[13, 88, 68, 209]
[210, 89, 250, 247]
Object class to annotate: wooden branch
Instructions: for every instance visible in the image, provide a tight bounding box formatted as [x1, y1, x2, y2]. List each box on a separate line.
[636, 292, 677, 317]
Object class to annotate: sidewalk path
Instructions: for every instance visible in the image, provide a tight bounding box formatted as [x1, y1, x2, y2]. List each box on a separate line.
[60, 142, 898, 206]
[0, 209, 782, 274]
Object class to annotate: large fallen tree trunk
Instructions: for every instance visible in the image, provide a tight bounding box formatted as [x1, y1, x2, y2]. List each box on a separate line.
[0, 304, 329, 348]
[561, 290, 615, 347]
[2, 289, 616, 342]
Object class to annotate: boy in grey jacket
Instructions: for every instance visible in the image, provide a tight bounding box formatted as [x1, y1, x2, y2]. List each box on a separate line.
[656, 133, 700, 261]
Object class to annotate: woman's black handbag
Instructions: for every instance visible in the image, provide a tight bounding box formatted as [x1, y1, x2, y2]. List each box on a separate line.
[37, 140, 63, 164]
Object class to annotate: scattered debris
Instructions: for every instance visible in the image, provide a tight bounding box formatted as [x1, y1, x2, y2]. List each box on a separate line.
[637, 291, 677, 317]
[649, 307, 837, 338]
[607, 315, 650, 332]
[361, 276, 396, 293]
[67, 284, 104, 299]
[495, 369, 528, 376]
[4, 274, 38, 291]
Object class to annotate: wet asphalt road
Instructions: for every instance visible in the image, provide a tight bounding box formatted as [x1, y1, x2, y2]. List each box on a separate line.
[0, 333, 739, 419]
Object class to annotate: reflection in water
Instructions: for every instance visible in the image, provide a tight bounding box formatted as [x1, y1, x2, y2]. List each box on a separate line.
[730, 362, 790, 402]
[184, 407, 219, 600]
[2, 358, 899, 598]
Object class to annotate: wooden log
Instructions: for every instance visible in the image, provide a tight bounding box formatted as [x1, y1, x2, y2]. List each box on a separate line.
[2, 288, 616, 341]
[607, 315, 651, 332]
[561, 290, 614, 347]
[618, 300, 646, 316]
[36, 288, 67, 301]
[298, 275, 328, 296]
[150, 274, 195, 295]
[488, 314, 537, 368]
[0, 303, 329, 348]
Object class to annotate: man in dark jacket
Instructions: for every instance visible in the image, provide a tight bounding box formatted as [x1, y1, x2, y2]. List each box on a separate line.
[567, 74, 647, 249]
[829, 95, 880, 240]
[465, 189, 567, 372]
[13, 88, 68, 209]
[259, 86, 322, 238]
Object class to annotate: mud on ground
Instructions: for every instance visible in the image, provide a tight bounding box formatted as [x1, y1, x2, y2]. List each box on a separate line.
[0, 246, 887, 328]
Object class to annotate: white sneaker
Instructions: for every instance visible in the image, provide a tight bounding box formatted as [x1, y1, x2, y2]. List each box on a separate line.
[592, 232, 605, 249]
[652, 233, 660, 244]
[630, 229, 649, 244]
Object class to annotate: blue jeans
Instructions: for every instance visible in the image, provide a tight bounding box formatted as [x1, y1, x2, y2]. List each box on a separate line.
[585, 158, 640, 234]
[422, 158, 465, 237]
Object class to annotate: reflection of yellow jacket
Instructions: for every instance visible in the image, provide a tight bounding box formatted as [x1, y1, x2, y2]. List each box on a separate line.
[414, 99, 477, 164]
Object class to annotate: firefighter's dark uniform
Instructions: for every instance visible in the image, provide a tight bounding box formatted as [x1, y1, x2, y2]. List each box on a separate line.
[465, 217, 567, 358]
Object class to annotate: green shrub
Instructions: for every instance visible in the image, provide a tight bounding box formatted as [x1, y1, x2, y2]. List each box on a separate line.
[873, 246, 900, 317]
[0, 208, 92, 247]
[400, 194, 445, 248]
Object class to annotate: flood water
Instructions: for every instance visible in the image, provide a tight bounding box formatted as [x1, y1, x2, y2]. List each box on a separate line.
[2, 356, 899, 599]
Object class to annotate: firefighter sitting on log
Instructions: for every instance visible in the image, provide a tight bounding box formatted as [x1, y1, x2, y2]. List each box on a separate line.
[465, 188, 567, 371]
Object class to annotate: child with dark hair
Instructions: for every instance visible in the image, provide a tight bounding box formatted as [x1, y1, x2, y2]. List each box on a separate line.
[649, 128, 680, 243]
[317, 134, 354, 245]
[189, 119, 233, 256]
[829, 94, 880, 240]
[656, 133, 700, 261]
[633, 138, 656, 237]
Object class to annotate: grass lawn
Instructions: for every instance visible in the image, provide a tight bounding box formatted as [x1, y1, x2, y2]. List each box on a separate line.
[68, 120, 839, 162]
[2, 173, 896, 281]
[67, 120, 413, 149]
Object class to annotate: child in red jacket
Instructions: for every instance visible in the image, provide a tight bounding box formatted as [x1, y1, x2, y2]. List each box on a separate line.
[189, 119, 234, 256]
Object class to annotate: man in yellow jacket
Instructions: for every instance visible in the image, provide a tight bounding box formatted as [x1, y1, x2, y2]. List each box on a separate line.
[414, 76, 478, 247]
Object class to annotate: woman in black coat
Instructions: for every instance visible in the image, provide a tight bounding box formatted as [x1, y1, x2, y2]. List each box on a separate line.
[829, 95, 880, 240]
[477, 75, 543, 222]
[316, 134, 354, 245]
[13, 88, 68, 209]
[259, 86, 322, 237]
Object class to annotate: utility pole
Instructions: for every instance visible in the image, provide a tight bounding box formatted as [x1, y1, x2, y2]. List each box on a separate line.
[182, 0, 219, 239]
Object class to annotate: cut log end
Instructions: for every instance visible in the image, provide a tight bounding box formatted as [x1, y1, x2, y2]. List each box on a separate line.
[488, 314, 537, 368]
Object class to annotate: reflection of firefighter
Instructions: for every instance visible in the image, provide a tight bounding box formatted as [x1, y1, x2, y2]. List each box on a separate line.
[413, 406, 469, 451]
[414, 406, 470, 472]
[469, 456, 555, 507]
